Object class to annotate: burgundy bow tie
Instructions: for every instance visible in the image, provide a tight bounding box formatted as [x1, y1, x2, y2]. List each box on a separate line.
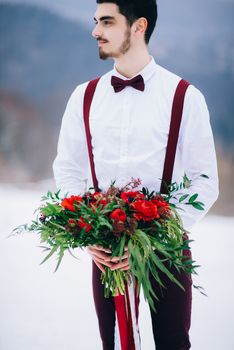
[111, 74, 145, 93]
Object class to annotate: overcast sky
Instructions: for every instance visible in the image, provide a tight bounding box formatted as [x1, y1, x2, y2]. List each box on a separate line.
[1, 0, 234, 25]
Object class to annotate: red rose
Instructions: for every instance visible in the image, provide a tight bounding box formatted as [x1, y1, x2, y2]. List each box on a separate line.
[152, 198, 170, 209]
[78, 217, 92, 233]
[151, 197, 171, 218]
[120, 191, 145, 203]
[98, 198, 108, 208]
[110, 209, 127, 222]
[61, 195, 83, 212]
[131, 200, 159, 221]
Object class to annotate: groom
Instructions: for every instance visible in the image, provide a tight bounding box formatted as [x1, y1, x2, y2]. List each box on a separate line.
[53, 1, 219, 349]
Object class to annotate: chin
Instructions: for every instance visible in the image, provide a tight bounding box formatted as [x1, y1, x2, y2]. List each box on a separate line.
[99, 49, 111, 60]
[100, 55, 108, 61]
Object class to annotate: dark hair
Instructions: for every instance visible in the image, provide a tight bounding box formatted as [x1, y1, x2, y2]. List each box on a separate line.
[96, 0, 157, 44]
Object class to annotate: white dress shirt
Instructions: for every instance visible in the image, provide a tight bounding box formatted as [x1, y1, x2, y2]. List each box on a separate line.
[53, 56, 219, 230]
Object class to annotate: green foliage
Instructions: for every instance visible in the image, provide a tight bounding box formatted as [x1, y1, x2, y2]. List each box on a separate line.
[13, 176, 207, 309]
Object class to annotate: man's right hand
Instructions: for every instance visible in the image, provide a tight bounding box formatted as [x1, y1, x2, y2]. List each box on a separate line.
[86, 245, 113, 273]
[86, 245, 130, 273]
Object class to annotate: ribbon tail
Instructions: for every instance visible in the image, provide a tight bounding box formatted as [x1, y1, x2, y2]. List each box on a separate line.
[114, 280, 141, 350]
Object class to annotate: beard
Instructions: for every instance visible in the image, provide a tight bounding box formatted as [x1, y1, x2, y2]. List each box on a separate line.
[98, 27, 131, 60]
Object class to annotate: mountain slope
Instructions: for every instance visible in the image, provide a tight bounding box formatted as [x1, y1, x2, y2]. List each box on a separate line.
[0, 2, 233, 181]
[0, 3, 111, 105]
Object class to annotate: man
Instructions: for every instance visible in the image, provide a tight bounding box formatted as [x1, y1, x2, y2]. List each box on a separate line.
[53, 1, 219, 349]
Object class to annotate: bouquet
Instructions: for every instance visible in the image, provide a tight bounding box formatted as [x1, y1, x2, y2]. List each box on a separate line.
[14, 175, 206, 310]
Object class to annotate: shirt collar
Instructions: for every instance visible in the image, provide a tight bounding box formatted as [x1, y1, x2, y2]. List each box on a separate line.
[112, 55, 157, 83]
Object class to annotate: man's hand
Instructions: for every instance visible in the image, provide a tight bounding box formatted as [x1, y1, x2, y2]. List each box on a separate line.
[86, 245, 112, 273]
[109, 247, 130, 271]
[86, 245, 130, 273]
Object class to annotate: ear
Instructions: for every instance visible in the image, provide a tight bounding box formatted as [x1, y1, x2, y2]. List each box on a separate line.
[134, 17, 148, 36]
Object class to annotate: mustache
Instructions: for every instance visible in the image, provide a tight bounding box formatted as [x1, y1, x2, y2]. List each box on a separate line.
[97, 37, 108, 42]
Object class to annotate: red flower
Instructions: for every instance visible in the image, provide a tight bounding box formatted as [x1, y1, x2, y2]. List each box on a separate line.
[131, 200, 159, 221]
[121, 191, 145, 203]
[151, 197, 171, 218]
[68, 219, 77, 227]
[78, 217, 92, 233]
[61, 195, 83, 212]
[98, 198, 108, 208]
[92, 192, 102, 200]
[91, 192, 108, 210]
[110, 209, 127, 222]
[158, 206, 172, 218]
[152, 198, 170, 209]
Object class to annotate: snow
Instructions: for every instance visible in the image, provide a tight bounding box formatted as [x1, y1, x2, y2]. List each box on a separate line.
[0, 185, 233, 350]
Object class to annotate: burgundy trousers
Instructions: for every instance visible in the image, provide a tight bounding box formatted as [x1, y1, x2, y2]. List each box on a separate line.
[92, 248, 192, 350]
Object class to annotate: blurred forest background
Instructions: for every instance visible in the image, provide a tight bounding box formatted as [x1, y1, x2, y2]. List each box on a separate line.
[0, 0, 233, 215]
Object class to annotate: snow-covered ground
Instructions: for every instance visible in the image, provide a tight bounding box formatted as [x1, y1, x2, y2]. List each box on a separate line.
[0, 185, 233, 350]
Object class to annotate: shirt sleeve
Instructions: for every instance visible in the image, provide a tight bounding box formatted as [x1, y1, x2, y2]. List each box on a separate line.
[53, 83, 89, 196]
[173, 85, 219, 230]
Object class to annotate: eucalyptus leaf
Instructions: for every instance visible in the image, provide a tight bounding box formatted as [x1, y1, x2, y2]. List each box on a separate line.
[188, 194, 199, 203]
[40, 245, 58, 265]
[179, 194, 190, 203]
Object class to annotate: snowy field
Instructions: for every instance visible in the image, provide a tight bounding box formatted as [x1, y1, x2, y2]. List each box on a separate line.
[0, 184, 233, 350]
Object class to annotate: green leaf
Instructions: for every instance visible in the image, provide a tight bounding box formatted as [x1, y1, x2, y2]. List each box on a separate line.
[68, 249, 79, 260]
[49, 222, 66, 231]
[55, 190, 61, 200]
[150, 253, 185, 291]
[182, 174, 192, 188]
[40, 245, 58, 265]
[118, 235, 126, 259]
[192, 202, 205, 211]
[179, 194, 190, 203]
[200, 174, 209, 179]
[193, 284, 207, 296]
[37, 245, 51, 253]
[189, 194, 198, 203]
[54, 248, 65, 272]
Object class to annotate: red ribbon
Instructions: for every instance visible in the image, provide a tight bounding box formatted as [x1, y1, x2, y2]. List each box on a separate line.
[114, 284, 136, 350]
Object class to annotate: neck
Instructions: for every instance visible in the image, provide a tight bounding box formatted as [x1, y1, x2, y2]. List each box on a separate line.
[114, 46, 151, 79]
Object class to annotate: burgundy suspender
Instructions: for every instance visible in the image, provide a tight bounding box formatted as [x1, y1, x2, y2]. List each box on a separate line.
[160, 79, 190, 194]
[83, 78, 190, 193]
[83, 77, 101, 191]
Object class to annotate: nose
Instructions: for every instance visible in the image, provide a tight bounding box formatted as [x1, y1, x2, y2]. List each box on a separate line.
[92, 24, 101, 38]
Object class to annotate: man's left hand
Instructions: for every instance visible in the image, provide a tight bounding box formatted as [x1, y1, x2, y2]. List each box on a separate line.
[107, 247, 130, 271]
